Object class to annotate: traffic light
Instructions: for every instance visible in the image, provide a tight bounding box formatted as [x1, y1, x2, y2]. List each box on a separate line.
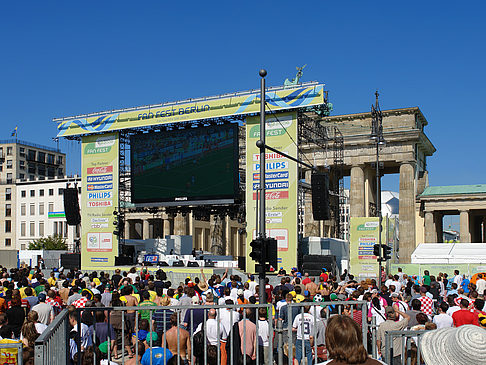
[264, 237, 278, 272]
[382, 244, 392, 260]
[373, 244, 381, 257]
[249, 238, 265, 262]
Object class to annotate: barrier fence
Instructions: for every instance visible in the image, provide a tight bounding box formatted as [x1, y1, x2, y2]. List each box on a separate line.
[383, 330, 427, 365]
[31, 299, 427, 365]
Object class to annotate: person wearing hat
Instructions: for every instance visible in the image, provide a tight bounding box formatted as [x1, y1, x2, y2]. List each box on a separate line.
[31, 293, 54, 325]
[391, 292, 409, 319]
[376, 305, 410, 364]
[421, 324, 486, 365]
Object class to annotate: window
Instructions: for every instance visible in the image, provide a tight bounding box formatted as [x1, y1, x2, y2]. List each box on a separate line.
[6, 160, 12, 169]
[38, 165, 46, 176]
[39, 203, 44, 215]
[38, 152, 46, 163]
[48, 203, 54, 213]
[39, 222, 44, 236]
[19, 147, 25, 157]
[58, 188, 63, 195]
[27, 150, 36, 161]
[19, 160, 25, 169]
[78, 187, 81, 194]
[30, 222, 35, 237]
[6, 173, 12, 184]
[19, 173, 25, 180]
[30, 190, 35, 197]
[53, 222, 58, 236]
[20, 222, 26, 237]
[5, 239, 11, 247]
[29, 175, 35, 181]
[28, 164, 36, 174]
[5, 220, 11, 233]
[30, 204, 35, 215]
[5, 188, 11, 201]
[5, 204, 11, 217]
[21, 204, 26, 216]
[58, 168, 64, 176]
[47, 154, 54, 164]
[49, 188, 54, 196]
[6, 147, 12, 156]
[57, 156, 63, 165]
[39, 189, 44, 197]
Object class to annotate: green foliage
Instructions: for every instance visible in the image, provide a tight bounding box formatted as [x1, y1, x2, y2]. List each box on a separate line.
[28, 234, 68, 250]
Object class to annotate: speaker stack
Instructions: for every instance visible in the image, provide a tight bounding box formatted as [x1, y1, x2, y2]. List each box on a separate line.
[63, 188, 81, 226]
[311, 173, 330, 221]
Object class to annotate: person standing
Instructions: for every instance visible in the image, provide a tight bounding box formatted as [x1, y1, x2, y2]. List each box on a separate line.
[452, 299, 477, 327]
[292, 304, 314, 365]
[377, 306, 410, 364]
[476, 274, 486, 297]
[433, 302, 453, 329]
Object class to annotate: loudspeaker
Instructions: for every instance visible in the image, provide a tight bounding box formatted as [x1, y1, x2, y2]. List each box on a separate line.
[63, 188, 81, 226]
[172, 260, 184, 267]
[115, 256, 133, 266]
[187, 261, 199, 267]
[61, 253, 81, 270]
[237, 256, 246, 272]
[311, 173, 330, 220]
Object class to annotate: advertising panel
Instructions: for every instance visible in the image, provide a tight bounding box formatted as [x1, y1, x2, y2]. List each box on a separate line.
[245, 112, 298, 272]
[81, 132, 119, 268]
[56, 84, 325, 137]
[349, 217, 386, 280]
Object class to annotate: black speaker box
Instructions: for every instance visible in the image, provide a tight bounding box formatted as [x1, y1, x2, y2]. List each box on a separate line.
[172, 260, 184, 267]
[187, 261, 199, 267]
[311, 173, 330, 221]
[61, 253, 81, 270]
[63, 188, 81, 226]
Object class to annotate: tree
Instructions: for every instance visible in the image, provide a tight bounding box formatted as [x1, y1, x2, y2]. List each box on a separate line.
[28, 234, 68, 250]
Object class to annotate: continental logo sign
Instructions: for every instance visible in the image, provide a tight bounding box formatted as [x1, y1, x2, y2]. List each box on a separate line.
[56, 84, 325, 137]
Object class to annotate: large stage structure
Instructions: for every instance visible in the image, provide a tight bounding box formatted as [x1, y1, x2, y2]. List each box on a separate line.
[54, 81, 345, 270]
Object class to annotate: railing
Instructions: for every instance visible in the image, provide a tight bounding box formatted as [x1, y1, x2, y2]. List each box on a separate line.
[0, 139, 61, 153]
[33, 300, 371, 365]
[34, 309, 71, 365]
[384, 329, 427, 365]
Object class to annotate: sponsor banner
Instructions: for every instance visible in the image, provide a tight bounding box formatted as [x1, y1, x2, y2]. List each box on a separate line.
[246, 112, 298, 271]
[81, 133, 119, 268]
[87, 174, 113, 183]
[87, 183, 113, 191]
[56, 84, 325, 137]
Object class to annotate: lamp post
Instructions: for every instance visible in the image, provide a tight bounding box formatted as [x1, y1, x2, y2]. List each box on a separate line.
[370, 91, 386, 288]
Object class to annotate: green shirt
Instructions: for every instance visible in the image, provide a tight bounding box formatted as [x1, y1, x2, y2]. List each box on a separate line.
[138, 300, 156, 320]
[34, 285, 45, 296]
[423, 275, 431, 286]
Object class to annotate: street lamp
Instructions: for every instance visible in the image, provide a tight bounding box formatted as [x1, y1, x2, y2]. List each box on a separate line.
[370, 91, 386, 288]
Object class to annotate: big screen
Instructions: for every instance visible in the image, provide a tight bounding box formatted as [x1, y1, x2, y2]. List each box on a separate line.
[130, 123, 238, 204]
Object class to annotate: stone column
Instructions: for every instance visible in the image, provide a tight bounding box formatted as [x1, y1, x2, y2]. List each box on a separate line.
[163, 218, 172, 237]
[174, 213, 188, 235]
[350, 165, 365, 217]
[424, 211, 436, 243]
[460, 210, 471, 243]
[142, 219, 150, 240]
[399, 162, 416, 263]
[124, 220, 130, 239]
[434, 212, 443, 243]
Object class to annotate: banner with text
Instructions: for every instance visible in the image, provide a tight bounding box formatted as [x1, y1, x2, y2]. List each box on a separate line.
[245, 112, 298, 272]
[56, 85, 325, 137]
[81, 132, 119, 268]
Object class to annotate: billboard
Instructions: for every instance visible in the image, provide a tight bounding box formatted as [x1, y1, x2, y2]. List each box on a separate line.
[130, 123, 238, 205]
[81, 132, 119, 268]
[56, 84, 325, 137]
[245, 112, 298, 272]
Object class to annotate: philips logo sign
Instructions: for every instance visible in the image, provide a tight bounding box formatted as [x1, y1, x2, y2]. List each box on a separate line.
[88, 192, 112, 200]
[253, 161, 288, 171]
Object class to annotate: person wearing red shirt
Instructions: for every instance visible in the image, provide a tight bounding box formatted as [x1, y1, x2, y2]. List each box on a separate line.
[452, 299, 478, 327]
[302, 273, 311, 286]
[319, 269, 328, 282]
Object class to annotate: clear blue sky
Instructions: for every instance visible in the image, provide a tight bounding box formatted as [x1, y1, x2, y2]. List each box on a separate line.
[1, 1, 485, 192]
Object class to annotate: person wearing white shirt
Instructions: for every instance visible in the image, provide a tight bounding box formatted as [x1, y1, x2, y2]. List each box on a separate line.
[476, 274, 486, 296]
[205, 309, 227, 345]
[453, 270, 463, 287]
[257, 308, 270, 365]
[219, 301, 240, 335]
[247, 275, 258, 295]
[433, 302, 453, 329]
[292, 306, 315, 365]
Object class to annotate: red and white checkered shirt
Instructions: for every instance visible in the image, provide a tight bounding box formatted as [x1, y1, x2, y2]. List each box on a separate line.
[46, 297, 62, 309]
[72, 297, 88, 308]
[418, 295, 434, 315]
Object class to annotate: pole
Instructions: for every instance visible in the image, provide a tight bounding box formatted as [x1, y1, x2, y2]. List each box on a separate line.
[258, 69, 267, 304]
[377, 141, 382, 289]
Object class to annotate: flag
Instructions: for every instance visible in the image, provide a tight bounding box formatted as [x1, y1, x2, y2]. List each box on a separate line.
[10, 126, 17, 137]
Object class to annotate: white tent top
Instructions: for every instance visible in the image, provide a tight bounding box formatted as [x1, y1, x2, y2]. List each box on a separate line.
[412, 243, 486, 264]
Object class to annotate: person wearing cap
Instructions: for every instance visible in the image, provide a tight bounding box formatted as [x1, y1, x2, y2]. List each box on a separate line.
[391, 292, 408, 319]
[376, 306, 410, 364]
[421, 324, 486, 365]
[31, 293, 54, 325]
[236, 288, 249, 313]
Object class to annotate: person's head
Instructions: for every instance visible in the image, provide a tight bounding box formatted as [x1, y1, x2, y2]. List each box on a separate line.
[258, 307, 267, 320]
[424, 270, 430, 276]
[285, 293, 293, 303]
[95, 311, 105, 323]
[385, 306, 396, 320]
[325, 315, 368, 363]
[474, 298, 485, 311]
[139, 318, 149, 331]
[24, 287, 33, 296]
[27, 310, 39, 323]
[21, 321, 39, 347]
[416, 312, 428, 325]
[454, 270, 459, 275]
[208, 308, 217, 319]
[439, 302, 449, 314]
[460, 299, 470, 309]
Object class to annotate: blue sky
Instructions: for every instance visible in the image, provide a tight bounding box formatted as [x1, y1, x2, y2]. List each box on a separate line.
[1, 1, 485, 195]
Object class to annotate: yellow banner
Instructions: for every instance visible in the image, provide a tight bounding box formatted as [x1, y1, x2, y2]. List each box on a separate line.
[56, 84, 325, 137]
[245, 112, 298, 272]
[81, 132, 119, 268]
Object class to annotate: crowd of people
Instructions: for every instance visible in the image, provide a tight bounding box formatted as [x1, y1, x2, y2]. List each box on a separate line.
[0, 264, 484, 365]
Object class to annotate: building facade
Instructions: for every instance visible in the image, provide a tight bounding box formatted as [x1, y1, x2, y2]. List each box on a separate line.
[15, 176, 81, 251]
[0, 140, 66, 250]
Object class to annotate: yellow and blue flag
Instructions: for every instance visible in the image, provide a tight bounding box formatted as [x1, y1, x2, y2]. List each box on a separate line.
[10, 126, 17, 137]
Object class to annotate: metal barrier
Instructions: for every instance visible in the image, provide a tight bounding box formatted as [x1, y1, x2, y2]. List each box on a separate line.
[383, 330, 427, 365]
[33, 299, 371, 365]
[0, 341, 23, 365]
[34, 309, 71, 365]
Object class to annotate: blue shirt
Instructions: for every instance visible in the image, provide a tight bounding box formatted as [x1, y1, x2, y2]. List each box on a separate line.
[461, 279, 470, 293]
[141, 348, 173, 365]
